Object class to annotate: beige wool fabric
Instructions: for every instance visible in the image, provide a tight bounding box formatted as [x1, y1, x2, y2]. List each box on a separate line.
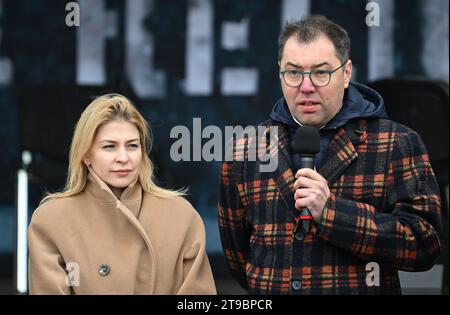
[28, 170, 217, 295]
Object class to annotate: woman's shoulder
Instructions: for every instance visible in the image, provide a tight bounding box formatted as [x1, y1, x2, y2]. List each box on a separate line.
[144, 194, 202, 220]
[144, 194, 193, 210]
[31, 194, 83, 224]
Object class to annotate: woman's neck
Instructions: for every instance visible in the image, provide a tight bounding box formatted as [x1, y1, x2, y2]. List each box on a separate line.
[110, 187, 124, 199]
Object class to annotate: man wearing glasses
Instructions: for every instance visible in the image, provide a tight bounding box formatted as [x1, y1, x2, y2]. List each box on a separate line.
[218, 15, 442, 294]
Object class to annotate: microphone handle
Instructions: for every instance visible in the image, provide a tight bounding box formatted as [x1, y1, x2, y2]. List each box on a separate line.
[298, 155, 315, 170]
[298, 154, 315, 233]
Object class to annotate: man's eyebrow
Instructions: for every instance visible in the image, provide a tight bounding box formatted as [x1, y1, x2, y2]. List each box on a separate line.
[285, 62, 301, 68]
[284, 61, 331, 69]
[311, 61, 330, 68]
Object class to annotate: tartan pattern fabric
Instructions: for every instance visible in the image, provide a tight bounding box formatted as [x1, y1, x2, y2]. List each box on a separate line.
[218, 118, 442, 294]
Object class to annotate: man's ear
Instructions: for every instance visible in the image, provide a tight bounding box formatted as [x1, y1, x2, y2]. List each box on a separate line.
[344, 59, 352, 88]
[278, 61, 283, 80]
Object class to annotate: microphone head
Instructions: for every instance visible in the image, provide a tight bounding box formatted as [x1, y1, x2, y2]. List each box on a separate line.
[291, 125, 320, 154]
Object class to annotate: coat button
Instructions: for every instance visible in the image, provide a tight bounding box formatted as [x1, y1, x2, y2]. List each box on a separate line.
[295, 231, 304, 241]
[292, 280, 302, 290]
[98, 264, 111, 276]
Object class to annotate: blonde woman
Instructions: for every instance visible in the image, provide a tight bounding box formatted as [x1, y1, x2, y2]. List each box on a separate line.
[28, 94, 217, 295]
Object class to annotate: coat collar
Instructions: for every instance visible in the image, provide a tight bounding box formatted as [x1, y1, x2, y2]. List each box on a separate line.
[86, 168, 143, 219]
[85, 168, 157, 293]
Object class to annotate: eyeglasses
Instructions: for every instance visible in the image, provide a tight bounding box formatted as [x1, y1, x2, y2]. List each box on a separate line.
[280, 60, 348, 88]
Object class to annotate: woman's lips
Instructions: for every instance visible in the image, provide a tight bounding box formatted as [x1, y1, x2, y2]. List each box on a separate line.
[113, 170, 131, 177]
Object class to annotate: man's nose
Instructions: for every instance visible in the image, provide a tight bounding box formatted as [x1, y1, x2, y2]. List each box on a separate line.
[299, 75, 316, 93]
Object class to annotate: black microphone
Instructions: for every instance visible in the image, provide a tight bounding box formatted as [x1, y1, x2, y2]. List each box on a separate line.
[291, 125, 320, 234]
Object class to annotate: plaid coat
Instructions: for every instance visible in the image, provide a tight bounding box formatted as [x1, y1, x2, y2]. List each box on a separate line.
[218, 117, 442, 294]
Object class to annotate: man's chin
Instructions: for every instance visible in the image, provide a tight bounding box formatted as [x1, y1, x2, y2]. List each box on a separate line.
[294, 116, 322, 128]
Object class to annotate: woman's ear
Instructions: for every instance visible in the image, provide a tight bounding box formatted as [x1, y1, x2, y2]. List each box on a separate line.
[83, 156, 91, 167]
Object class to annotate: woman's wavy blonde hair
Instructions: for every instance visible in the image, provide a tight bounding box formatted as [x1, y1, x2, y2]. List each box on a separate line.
[41, 93, 186, 205]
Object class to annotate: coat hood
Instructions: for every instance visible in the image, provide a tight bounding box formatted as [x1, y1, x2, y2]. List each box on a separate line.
[270, 81, 388, 130]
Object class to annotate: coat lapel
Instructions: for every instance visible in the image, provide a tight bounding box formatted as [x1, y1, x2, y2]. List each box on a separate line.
[263, 120, 368, 221]
[86, 169, 157, 293]
[256, 122, 298, 221]
[318, 120, 368, 185]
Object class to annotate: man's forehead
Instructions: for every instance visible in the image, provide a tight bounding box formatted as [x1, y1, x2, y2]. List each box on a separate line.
[281, 35, 338, 66]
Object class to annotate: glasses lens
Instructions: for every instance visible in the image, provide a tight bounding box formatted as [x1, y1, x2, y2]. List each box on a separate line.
[282, 71, 332, 87]
[284, 71, 302, 87]
[311, 72, 330, 87]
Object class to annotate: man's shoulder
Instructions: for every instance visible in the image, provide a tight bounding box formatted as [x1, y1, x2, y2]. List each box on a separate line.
[257, 118, 282, 128]
[231, 118, 281, 146]
[357, 117, 418, 135]
[223, 118, 282, 166]
[354, 118, 426, 151]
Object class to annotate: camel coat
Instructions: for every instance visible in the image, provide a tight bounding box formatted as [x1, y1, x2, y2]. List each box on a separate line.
[28, 170, 217, 295]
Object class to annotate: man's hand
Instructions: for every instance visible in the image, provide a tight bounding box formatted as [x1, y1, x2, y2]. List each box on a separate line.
[293, 168, 330, 223]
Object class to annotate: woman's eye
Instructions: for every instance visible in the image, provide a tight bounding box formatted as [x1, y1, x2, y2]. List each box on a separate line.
[103, 145, 115, 149]
[128, 144, 139, 149]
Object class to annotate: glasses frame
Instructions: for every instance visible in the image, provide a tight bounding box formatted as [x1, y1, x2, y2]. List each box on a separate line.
[280, 60, 349, 88]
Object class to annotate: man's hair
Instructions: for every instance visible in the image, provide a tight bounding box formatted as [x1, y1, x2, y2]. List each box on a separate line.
[278, 15, 350, 64]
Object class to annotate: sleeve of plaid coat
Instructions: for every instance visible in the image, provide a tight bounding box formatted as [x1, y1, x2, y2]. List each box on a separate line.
[218, 160, 250, 290]
[316, 129, 442, 271]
